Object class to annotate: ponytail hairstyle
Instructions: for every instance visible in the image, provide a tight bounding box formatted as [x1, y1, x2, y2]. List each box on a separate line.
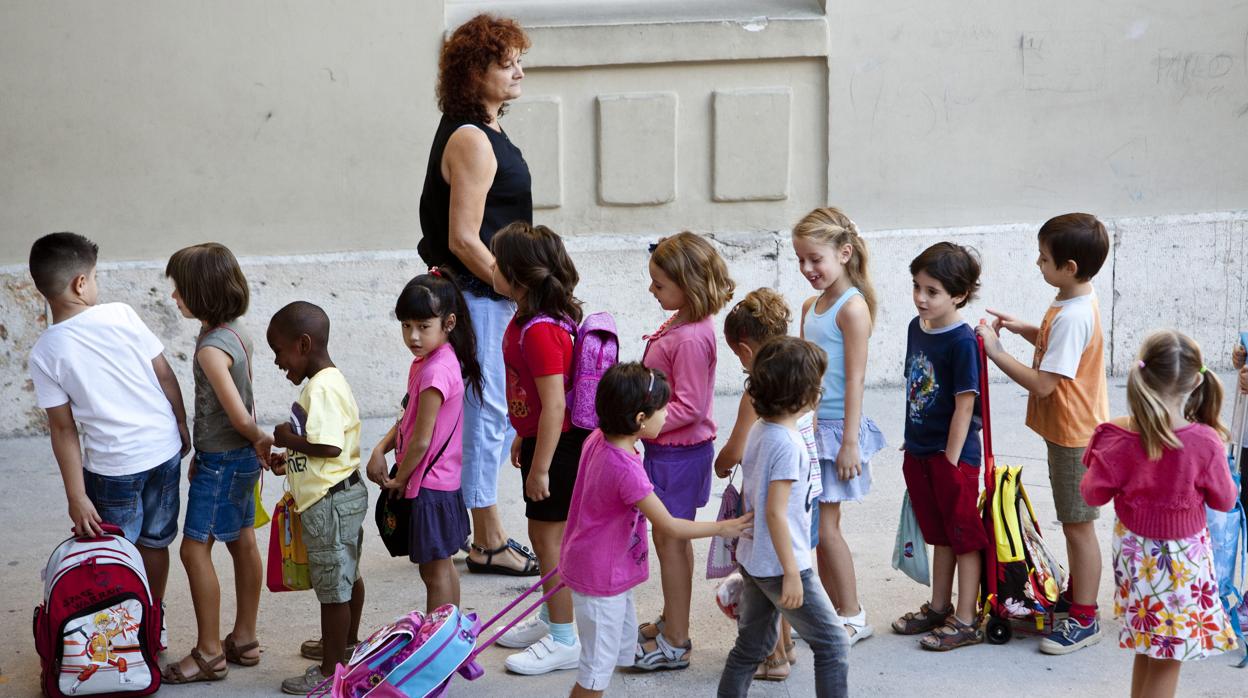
[650, 231, 735, 322]
[1126, 329, 1227, 460]
[395, 268, 484, 400]
[723, 287, 791, 347]
[491, 221, 583, 325]
[792, 207, 878, 325]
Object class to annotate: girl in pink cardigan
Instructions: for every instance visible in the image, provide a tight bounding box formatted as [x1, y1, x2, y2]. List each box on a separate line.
[1081, 329, 1237, 698]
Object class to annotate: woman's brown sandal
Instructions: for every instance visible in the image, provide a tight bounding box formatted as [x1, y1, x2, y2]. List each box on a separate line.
[754, 653, 791, 681]
[784, 641, 797, 665]
[919, 616, 984, 651]
[891, 602, 953, 635]
[162, 648, 228, 684]
[223, 633, 260, 666]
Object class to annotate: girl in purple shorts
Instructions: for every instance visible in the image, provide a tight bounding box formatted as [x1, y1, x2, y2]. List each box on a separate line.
[636, 231, 736, 670]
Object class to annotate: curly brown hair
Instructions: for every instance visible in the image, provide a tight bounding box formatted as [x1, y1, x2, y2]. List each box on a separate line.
[723, 288, 791, 347]
[437, 14, 531, 124]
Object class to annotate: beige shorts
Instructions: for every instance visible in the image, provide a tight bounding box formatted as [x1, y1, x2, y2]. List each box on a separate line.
[1046, 441, 1099, 524]
[301, 477, 367, 604]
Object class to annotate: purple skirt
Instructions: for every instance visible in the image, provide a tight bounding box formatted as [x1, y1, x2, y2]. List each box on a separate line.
[408, 487, 470, 564]
[642, 439, 714, 520]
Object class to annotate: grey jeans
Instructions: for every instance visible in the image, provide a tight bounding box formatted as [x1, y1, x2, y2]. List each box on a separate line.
[717, 568, 849, 698]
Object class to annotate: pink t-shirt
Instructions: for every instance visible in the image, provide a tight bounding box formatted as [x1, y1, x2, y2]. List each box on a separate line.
[642, 316, 717, 446]
[560, 429, 655, 596]
[396, 343, 464, 495]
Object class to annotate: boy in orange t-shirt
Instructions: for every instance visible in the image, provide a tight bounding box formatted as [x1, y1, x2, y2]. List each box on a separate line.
[976, 213, 1110, 656]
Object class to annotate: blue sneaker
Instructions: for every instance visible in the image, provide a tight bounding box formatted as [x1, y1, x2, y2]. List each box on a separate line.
[1039, 616, 1102, 655]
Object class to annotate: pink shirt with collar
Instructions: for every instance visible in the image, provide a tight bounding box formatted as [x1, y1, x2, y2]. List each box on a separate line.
[1080, 421, 1236, 539]
[642, 316, 717, 446]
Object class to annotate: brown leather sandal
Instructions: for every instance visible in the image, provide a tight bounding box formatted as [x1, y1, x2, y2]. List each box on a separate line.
[223, 633, 261, 667]
[919, 616, 984, 651]
[754, 654, 791, 681]
[162, 648, 228, 684]
[891, 602, 953, 636]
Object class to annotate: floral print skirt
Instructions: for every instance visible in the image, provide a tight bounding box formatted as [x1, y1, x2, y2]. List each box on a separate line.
[1112, 519, 1238, 660]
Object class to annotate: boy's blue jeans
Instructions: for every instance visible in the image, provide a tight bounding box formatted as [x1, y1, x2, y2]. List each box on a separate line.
[717, 568, 849, 698]
[82, 451, 182, 548]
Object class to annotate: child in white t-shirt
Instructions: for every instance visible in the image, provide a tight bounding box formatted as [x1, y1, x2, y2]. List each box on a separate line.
[26, 233, 189, 601]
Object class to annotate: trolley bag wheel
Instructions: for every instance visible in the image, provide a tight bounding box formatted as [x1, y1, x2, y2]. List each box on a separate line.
[986, 615, 1012, 645]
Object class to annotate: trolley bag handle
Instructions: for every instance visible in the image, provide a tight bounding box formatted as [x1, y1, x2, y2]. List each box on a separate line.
[977, 322, 995, 491]
[467, 567, 566, 662]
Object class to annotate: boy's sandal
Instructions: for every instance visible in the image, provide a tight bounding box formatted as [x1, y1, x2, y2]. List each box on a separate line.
[162, 649, 228, 684]
[465, 539, 540, 576]
[637, 616, 665, 643]
[754, 654, 791, 681]
[891, 602, 953, 636]
[919, 617, 984, 652]
[634, 632, 691, 672]
[223, 633, 261, 667]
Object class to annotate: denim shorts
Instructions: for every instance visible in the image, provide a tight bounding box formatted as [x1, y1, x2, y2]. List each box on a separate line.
[302, 476, 368, 604]
[83, 451, 182, 548]
[183, 446, 261, 544]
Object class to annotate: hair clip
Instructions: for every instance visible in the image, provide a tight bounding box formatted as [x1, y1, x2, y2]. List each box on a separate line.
[429, 266, 442, 278]
[647, 242, 659, 254]
[647, 370, 656, 394]
[1137, 360, 1146, 369]
[1199, 365, 1208, 374]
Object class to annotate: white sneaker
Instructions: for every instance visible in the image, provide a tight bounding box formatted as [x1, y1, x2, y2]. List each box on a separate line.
[496, 615, 550, 649]
[503, 634, 580, 676]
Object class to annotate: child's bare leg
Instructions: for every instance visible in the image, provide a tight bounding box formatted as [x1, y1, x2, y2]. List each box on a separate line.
[817, 502, 860, 617]
[1139, 657, 1181, 698]
[1063, 522, 1102, 606]
[171, 538, 225, 676]
[1131, 654, 1149, 698]
[570, 684, 604, 698]
[319, 600, 350, 677]
[650, 529, 693, 646]
[224, 529, 262, 660]
[138, 545, 170, 599]
[348, 578, 365, 645]
[954, 550, 980, 624]
[419, 558, 460, 613]
[530, 520, 572, 623]
[929, 545, 955, 612]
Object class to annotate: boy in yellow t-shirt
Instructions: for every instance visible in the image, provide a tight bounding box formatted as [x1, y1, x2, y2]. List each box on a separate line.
[265, 301, 366, 695]
[976, 213, 1110, 656]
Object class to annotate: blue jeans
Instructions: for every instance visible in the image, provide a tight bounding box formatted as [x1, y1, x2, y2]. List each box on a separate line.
[83, 451, 182, 548]
[717, 568, 849, 698]
[460, 291, 516, 509]
[183, 446, 261, 543]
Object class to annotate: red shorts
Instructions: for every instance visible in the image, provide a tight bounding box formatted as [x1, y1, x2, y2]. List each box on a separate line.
[902, 450, 989, 556]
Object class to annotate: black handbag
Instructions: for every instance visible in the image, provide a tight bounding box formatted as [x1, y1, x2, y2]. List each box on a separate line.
[374, 409, 460, 558]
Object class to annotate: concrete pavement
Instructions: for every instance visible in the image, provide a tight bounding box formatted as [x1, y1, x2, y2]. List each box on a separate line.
[2, 375, 1246, 697]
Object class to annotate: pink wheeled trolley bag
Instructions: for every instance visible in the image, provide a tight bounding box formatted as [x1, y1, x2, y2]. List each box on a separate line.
[311, 568, 565, 697]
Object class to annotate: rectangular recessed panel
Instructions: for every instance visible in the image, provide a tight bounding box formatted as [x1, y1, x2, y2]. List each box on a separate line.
[597, 92, 677, 205]
[713, 87, 791, 201]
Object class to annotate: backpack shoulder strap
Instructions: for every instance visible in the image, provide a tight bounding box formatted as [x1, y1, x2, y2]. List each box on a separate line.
[519, 314, 577, 348]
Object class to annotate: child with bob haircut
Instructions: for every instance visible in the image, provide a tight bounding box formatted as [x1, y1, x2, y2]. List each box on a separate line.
[1081, 330, 1237, 697]
[637, 231, 736, 671]
[163, 243, 268, 682]
[893, 242, 989, 651]
[266, 302, 367, 694]
[561, 363, 753, 697]
[366, 268, 483, 613]
[792, 207, 886, 646]
[490, 222, 589, 675]
[718, 336, 849, 698]
[976, 212, 1111, 654]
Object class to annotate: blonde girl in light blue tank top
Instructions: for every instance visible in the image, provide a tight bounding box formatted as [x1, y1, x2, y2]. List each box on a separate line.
[793, 207, 886, 646]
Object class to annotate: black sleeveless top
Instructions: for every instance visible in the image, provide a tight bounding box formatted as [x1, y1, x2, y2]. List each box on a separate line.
[418, 114, 533, 299]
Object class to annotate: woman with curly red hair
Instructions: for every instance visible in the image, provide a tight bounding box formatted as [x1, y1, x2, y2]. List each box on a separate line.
[416, 15, 541, 585]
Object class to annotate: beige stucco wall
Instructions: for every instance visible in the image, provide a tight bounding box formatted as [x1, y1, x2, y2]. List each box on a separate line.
[2, 1, 1246, 436]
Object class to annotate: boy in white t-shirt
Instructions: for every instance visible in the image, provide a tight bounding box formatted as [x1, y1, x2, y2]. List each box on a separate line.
[26, 232, 189, 600]
[976, 213, 1111, 655]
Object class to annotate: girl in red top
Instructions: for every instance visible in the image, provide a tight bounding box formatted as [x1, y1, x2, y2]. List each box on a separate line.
[489, 221, 589, 675]
[1081, 329, 1237, 698]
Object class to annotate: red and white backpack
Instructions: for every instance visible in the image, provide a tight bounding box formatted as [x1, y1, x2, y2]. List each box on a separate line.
[34, 524, 162, 698]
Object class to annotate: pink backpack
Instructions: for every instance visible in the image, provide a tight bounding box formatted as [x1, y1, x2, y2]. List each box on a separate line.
[520, 312, 618, 430]
[34, 524, 162, 698]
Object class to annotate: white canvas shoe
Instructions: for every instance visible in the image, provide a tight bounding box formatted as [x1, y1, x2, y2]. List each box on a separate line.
[503, 635, 581, 676]
[496, 615, 550, 649]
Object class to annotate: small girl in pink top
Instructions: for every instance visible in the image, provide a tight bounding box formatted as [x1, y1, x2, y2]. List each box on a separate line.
[365, 268, 483, 613]
[638, 231, 736, 670]
[1080, 329, 1237, 698]
[561, 363, 752, 697]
